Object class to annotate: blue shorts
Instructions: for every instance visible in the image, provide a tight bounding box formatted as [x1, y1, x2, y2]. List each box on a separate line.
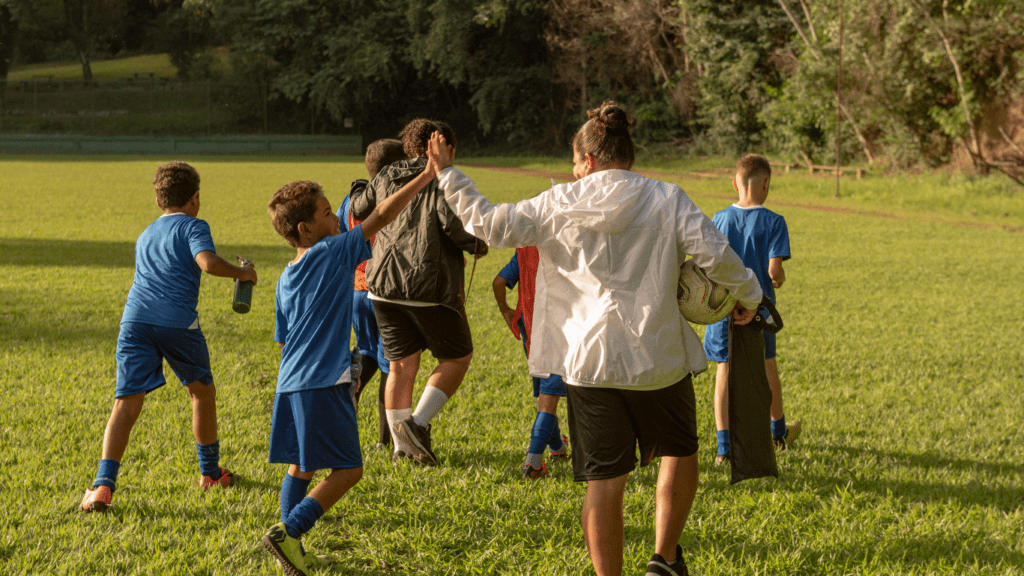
[115, 322, 213, 398]
[352, 291, 389, 372]
[703, 318, 776, 362]
[515, 318, 566, 397]
[268, 385, 362, 472]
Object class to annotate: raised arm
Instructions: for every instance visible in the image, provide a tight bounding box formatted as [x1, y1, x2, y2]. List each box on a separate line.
[359, 161, 438, 240]
[195, 251, 257, 284]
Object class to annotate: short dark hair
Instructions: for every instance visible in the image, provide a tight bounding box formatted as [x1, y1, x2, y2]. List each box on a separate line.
[737, 154, 772, 181]
[572, 100, 635, 169]
[365, 138, 407, 178]
[267, 181, 323, 247]
[153, 161, 200, 208]
[398, 118, 457, 158]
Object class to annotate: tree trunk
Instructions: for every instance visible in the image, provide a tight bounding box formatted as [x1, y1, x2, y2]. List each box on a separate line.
[0, 4, 17, 107]
[63, 0, 93, 84]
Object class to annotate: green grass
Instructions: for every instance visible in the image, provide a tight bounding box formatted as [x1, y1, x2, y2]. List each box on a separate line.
[1, 156, 1022, 575]
[6, 54, 178, 82]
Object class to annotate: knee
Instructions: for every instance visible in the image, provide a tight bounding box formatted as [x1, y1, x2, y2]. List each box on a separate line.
[187, 381, 216, 402]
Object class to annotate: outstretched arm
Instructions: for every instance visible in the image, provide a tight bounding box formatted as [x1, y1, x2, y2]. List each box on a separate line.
[359, 162, 438, 240]
[195, 251, 257, 284]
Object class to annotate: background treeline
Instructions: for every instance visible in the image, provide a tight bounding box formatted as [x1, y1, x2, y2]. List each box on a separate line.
[1, 0, 1023, 178]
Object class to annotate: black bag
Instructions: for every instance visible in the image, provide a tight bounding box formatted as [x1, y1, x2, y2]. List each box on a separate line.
[727, 296, 783, 484]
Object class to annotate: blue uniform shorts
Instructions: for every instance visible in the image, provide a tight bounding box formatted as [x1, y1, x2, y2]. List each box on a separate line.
[352, 290, 389, 372]
[269, 385, 362, 473]
[703, 318, 776, 362]
[515, 317, 566, 397]
[115, 322, 213, 397]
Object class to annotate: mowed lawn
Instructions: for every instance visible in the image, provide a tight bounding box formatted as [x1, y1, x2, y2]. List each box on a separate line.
[0, 156, 1022, 575]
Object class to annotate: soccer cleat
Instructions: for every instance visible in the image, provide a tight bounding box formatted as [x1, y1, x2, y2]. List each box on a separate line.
[261, 522, 309, 576]
[645, 544, 689, 576]
[773, 419, 802, 450]
[394, 418, 438, 466]
[520, 462, 549, 480]
[302, 549, 334, 570]
[80, 485, 112, 512]
[714, 454, 729, 467]
[549, 435, 570, 461]
[199, 467, 239, 491]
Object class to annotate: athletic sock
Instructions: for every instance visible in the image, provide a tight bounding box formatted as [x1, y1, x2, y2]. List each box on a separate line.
[549, 418, 565, 452]
[529, 411, 559, 455]
[716, 430, 730, 456]
[283, 497, 324, 539]
[279, 473, 312, 523]
[771, 416, 787, 440]
[196, 440, 221, 480]
[93, 459, 120, 492]
[525, 452, 543, 468]
[412, 386, 449, 427]
[387, 408, 413, 454]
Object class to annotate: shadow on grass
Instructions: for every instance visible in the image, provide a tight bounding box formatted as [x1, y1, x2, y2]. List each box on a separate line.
[0, 238, 291, 268]
[796, 441, 1024, 511]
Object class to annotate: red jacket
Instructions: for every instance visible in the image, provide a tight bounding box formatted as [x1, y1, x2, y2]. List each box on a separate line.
[513, 246, 539, 354]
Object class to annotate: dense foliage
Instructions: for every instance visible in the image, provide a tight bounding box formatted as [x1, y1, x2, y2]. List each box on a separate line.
[1, 0, 1022, 175]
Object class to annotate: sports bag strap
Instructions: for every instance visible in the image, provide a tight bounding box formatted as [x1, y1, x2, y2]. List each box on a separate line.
[752, 295, 783, 334]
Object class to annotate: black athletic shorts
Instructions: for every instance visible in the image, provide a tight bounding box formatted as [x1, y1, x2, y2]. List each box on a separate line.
[566, 374, 697, 482]
[373, 300, 474, 361]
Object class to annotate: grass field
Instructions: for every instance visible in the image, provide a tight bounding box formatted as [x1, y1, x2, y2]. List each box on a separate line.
[6, 54, 178, 83]
[1, 156, 1022, 575]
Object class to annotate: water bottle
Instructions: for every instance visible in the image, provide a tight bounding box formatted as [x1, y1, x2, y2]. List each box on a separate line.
[232, 255, 254, 314]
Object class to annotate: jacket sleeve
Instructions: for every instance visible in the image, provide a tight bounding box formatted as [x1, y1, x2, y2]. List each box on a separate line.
[434, 176, 490, 255]
[436, 167, 544, 249]
[674, 192, 762, 310]
[350, 175, 378, 220]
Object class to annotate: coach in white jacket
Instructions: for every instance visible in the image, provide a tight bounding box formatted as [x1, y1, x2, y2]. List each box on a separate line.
[430, 102, 762, 576]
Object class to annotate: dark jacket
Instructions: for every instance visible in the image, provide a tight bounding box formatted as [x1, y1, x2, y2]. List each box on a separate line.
[350, 157, 487, 310]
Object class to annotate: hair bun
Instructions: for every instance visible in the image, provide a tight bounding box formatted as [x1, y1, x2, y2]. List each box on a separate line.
[588, 100, 633, 136]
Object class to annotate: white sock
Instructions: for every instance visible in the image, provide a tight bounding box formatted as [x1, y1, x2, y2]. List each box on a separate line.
[386, 408, 413, 453]
[412, 386, 449, 427]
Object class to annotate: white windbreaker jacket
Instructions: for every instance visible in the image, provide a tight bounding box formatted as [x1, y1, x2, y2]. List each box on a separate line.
[437, 167, 762, 390]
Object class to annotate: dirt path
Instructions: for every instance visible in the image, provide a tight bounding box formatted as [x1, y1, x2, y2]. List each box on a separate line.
[462, 163, 1023, 234]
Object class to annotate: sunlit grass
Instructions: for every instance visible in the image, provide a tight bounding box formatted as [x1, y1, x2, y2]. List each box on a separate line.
[1, 156, 1022, 575]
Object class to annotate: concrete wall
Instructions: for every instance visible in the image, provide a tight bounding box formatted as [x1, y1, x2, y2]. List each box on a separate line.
[0, 134, 361, 155]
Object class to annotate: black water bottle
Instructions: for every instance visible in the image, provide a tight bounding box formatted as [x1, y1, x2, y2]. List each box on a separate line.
[232, 255, 254, 314]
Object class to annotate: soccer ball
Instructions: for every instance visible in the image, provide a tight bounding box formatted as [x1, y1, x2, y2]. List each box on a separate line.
[677, 260, 736, 325]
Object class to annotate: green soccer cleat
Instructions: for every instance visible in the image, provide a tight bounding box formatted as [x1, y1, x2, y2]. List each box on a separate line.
[261, 522, 309, 576]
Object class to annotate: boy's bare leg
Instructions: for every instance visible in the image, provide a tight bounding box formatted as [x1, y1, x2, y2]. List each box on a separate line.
[537, 393, 559, 415]
[385, 353, 422, 409]
[100, 392, 146, 461]
[765, 358, 784, 421]
[582, 473, 629, 576]
[185, 381, 217, 445]
[423, 353, 472, 398]
[654, 454, 698, 561]
[308, 467, 363, 511]
[713, 362, 729, 431]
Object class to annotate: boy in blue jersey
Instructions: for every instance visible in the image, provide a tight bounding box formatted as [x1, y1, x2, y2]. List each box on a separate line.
[702, 154, 801, 466]
[80, 161, 258, 512]
[493, 247, 570, 480]
[261, 161, 436, 575]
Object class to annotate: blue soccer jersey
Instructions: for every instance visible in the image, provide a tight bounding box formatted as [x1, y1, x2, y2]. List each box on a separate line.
[497, 253, 520, 289]
[274, 227, 372, 394]
[120, 213, 216, 329]
[711, 205, 790, 305]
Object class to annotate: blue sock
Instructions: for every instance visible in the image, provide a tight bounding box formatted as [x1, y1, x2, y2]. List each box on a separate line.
[93, 459, 120, 492]
[280, 473, 312, 523]
[548, 417, 565, 452]
[529, 411, 558, 456]
[284, 497, 324, 539]
[196, 440, 221, 480]
[771, 416, 787, 440]
[716, 430, 730, 456]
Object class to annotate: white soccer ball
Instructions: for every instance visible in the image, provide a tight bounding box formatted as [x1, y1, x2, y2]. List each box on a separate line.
[677, 260, 736, 325]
